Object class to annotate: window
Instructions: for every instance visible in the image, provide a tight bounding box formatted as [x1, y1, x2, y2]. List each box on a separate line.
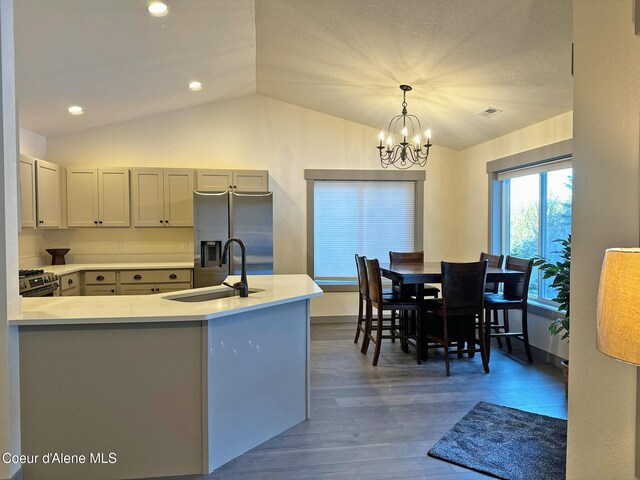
[497, 160, 572, 304]
[305, 169, 424, 290]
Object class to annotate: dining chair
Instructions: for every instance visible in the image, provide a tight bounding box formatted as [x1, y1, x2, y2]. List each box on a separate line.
[423, 260, 489, 376]
[363, 258, 419, 366]
[480, 252, 504, 293]
[388, 251, 439, 353]
[484, 256, 535, 362]
[354, 254, 398, 350]
[388, 251, 440, 298]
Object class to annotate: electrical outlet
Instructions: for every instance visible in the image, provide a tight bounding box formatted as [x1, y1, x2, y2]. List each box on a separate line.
[181, 243, 188, 252]
[116, 243, 124, 253]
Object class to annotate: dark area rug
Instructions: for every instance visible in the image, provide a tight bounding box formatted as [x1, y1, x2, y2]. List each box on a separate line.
[427, 401, 567, 480]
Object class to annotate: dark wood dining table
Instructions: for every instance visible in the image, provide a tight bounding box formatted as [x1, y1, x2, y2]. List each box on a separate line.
[378, 261, 526, 364]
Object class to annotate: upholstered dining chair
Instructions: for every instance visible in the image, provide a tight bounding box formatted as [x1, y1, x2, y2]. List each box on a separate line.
[484, 256, 535, 362]
[423, 260, 489, 376]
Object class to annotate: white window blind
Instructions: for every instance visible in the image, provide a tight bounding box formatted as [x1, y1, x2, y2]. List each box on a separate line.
[313, 180, 415, 279]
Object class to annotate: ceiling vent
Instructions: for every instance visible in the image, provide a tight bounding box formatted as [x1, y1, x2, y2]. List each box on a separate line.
[475, 106, 503, 118]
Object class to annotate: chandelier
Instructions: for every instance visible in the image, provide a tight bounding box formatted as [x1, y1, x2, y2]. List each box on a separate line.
[377, 85, 432, 169]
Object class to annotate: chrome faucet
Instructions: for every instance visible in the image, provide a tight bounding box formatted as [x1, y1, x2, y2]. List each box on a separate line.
[221, 237, 249, 297]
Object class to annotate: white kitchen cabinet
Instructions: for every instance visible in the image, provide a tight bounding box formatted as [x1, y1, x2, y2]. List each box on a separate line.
[67, 168, 130, 227]
[84, 285, 118, 296]
[131, 169, 193, 227]
[19, 155, 37, 228]
[59, 273, 79, 296]
[163, 170, 194, 227]
[196, 169, 268, 193]
[119, 268, 192, 295]
[35, 159, 63, 228]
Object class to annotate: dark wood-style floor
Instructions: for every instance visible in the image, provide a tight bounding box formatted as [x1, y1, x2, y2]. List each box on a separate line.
[168, 323, 567, 480]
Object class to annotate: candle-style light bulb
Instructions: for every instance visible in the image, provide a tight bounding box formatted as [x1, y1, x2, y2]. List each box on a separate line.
[425, 129, 432, 144]
[401, 126, 408, 138]
[386, 136, 393, 150]
[378, 131, 385, 147]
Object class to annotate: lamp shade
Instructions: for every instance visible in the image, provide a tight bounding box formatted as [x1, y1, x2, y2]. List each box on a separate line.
[597, 248, 640, 365]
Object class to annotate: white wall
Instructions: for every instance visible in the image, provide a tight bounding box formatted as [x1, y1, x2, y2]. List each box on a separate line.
[0, 0, 22, 477]
[18, 126, 46, 159]
[44, 93, 461, 315]
[568, 2, 640, 479]
[457, 111, 573, 260]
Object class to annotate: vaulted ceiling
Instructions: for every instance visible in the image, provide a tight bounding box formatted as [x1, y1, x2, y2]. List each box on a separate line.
[15, 0, 572, 150]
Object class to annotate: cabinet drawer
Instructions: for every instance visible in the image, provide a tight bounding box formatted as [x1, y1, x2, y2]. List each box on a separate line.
[119, 284, 158, 296]
[60, 285, 79, 297]
[120, 269, 191, 284]
[84, 285, 117, 296]
[60, 273, 80, 290]
[157, 283, 192, 294]
[84, 271, 117, 285]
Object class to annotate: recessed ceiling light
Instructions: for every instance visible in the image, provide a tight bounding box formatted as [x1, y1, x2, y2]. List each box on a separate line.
[188, 81, 203, 91]
[67, 106, 84, 116]
[147, 2, 168, 17]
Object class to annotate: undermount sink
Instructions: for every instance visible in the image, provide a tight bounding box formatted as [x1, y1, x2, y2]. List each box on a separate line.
[166, 288, 264, 303]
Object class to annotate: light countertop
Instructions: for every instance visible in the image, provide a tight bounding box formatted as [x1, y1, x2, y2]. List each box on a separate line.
[11, 275, 322, 326]
[43, 262, 194, 276]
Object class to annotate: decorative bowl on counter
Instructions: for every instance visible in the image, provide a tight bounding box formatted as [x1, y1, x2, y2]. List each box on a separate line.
[46, 248, 70, 265]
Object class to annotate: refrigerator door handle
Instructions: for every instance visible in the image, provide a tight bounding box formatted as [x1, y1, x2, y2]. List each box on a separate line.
[194, 190, 229, 197]
[231, 191, 273, 198]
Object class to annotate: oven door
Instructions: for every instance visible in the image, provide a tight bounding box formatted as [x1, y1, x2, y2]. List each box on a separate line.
[21, 285, 58, 297]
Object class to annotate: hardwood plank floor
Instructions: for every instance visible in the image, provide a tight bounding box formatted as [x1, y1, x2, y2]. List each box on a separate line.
[164, 323, 567, 480]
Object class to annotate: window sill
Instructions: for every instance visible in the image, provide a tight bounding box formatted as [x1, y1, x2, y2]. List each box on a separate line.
[527, 300, 565, 320]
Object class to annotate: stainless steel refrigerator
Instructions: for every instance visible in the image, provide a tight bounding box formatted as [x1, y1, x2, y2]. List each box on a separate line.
[194, 191, 273, 287]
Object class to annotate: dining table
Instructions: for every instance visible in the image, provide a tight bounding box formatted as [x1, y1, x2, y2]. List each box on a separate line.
[378, 261, 526, 364]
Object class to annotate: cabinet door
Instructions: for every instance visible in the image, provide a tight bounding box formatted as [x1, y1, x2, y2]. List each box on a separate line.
[163, 169, 194, 227]
[196, 170, 233, 192]
[19, 156, 36, 228]
[67, 168, 99, 227]
[99, 168, 130, 227]
[84, 285, 117, 296]
[131, 169, 164, 227]
[233, 170, 269, 192]
[35, 159, 62, 228]
[119, 284, 158, 295]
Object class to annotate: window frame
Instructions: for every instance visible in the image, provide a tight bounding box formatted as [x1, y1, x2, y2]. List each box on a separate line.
[305, 169, 425, 292]
[487, 139, 572, 319]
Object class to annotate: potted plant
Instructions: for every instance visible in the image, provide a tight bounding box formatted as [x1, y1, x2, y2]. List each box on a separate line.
[534, 234, 570, 396]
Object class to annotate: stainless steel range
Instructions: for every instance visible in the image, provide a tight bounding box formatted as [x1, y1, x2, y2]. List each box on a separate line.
[19, 269, 59, 297]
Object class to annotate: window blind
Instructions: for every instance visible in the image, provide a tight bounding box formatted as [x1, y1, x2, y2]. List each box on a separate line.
[313, 180, 415, 279]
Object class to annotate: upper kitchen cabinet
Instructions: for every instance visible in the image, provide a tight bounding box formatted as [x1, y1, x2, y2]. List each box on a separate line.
[67, 168, 130, 227]
[35, 159, 63, 228]
[196, 169, 269, 193]
[131, 168, 194, 227]
[19, 155, 37, 228]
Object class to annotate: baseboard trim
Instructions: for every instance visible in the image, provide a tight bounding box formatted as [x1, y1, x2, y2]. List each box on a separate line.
[529, 344, 566, 367]
[311, 315, 357, 324]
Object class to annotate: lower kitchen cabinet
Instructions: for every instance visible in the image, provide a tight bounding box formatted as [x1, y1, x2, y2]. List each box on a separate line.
[58, 273, 79, 296]
[120, 282, 191, 295]
[83, 270, 117, 296]
[84, 285, 117, 296]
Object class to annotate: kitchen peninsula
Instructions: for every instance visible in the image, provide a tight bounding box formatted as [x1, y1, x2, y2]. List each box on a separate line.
[11, 274, 322, 480]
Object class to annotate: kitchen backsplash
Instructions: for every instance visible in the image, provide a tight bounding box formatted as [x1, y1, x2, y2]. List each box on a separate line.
[19, 228, 194, 268]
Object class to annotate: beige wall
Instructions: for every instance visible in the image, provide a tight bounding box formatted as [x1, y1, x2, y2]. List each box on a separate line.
[456, 111, 573, 261]
[18, 127, 46, 159]
[568, 2, 640, 479]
